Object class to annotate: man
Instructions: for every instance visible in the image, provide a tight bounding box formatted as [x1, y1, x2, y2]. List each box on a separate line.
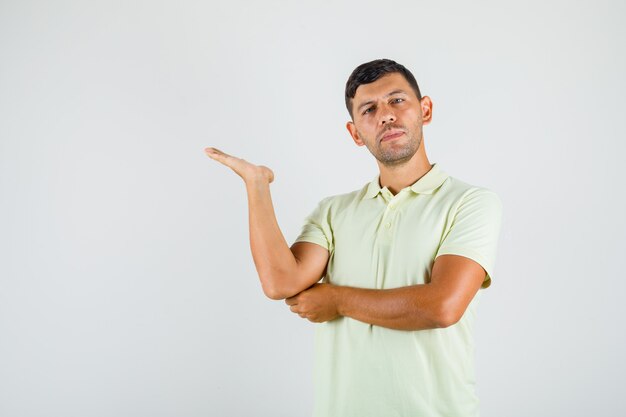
[205, 58, 503, 417]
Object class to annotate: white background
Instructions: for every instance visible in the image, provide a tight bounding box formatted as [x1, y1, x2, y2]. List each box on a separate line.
[1, 1, 625, 416]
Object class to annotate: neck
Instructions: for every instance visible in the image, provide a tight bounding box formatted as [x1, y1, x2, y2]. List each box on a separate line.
[377, 141, 432, 195]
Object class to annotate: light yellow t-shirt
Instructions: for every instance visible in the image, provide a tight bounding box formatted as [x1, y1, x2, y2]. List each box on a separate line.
[294, 163, 503, 417]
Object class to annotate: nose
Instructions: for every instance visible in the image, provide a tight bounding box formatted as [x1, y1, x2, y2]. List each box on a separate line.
[379, 103, 396, 125]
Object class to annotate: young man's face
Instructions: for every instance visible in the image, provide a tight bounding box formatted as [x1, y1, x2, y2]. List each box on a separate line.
[346, 72, 432, 167]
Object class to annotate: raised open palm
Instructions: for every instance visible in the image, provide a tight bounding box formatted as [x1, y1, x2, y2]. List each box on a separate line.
[204, 147, 274, 184]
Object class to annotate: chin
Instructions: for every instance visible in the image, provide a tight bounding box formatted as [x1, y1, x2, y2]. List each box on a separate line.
[377, 152, 416, 166]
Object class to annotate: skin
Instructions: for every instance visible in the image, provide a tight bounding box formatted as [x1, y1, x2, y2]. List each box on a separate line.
[205, 72, 487, 330]
[346, 72, 433, 195]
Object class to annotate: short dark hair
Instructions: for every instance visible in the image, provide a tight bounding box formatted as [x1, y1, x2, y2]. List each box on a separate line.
[345, 59, 422, 119]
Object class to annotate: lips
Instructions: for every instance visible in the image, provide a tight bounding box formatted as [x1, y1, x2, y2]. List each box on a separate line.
[380, 130, 405, 142]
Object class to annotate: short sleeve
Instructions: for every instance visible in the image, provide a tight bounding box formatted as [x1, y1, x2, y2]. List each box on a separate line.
[293, 196, 334, 253]
[435, 188, 503, 289]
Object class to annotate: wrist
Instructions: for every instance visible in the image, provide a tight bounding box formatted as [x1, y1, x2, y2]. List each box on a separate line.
[245, 176, 270, 189]
[244, 166, 274, 186]
[331, 285, 346, 316]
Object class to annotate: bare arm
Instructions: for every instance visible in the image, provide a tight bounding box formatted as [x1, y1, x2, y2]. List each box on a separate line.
[205, 147, 329, 300]
[285, 254, 486, 330]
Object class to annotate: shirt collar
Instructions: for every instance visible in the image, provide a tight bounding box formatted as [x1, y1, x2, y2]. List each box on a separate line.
[362, 163, 449, 200]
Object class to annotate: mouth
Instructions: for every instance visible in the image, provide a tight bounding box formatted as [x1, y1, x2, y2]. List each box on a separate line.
[380, 130, 405, 142]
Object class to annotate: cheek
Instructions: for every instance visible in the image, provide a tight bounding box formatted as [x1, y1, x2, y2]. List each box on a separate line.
[366, 121, 382, 136]
[400, 107, 421, 121]
[356, 127, 374, 143]
[401, 111, 422, 130]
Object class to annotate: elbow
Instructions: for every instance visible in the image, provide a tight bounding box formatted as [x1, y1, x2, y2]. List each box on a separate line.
[436, 314, 460, 329]
[260, 273, 298, 300]
[433, 304, 463, 329]
[257, 268, 287, 300]
[259, 265, 306, 300]
[261, 282, 287, 300]
[259, 266, 308, 300]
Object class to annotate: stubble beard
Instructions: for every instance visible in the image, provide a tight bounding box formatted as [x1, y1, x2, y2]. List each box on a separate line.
[362, 128, 423, 167]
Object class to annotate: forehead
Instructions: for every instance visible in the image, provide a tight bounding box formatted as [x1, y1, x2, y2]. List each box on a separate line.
[354, 72, 415, 101]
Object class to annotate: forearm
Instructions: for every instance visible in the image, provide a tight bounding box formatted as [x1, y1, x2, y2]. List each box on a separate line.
[333, 284, 451, 331]
[204, 147, 306, 299]
[288, 256, 483, 330]
[245, 179, 298, 299]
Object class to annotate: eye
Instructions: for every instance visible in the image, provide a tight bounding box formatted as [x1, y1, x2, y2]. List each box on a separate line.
[392, 98, 405, 103]
[362, 107, 374, 115]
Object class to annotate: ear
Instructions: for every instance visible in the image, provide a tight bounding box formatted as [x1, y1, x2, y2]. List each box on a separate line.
[346, 121, 365, 146]
[420, 96, 433, 125]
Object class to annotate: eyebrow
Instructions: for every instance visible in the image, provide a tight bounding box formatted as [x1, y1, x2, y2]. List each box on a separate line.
[357, 89, 409, 111]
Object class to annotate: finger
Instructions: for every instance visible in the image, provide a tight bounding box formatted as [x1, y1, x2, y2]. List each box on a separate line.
[204, 147, 236, 164]
[204, 147, 251, 178]
[204, 147, 222, 157]
[289, 305, 299, 313]
[285, 296, 297, 306]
